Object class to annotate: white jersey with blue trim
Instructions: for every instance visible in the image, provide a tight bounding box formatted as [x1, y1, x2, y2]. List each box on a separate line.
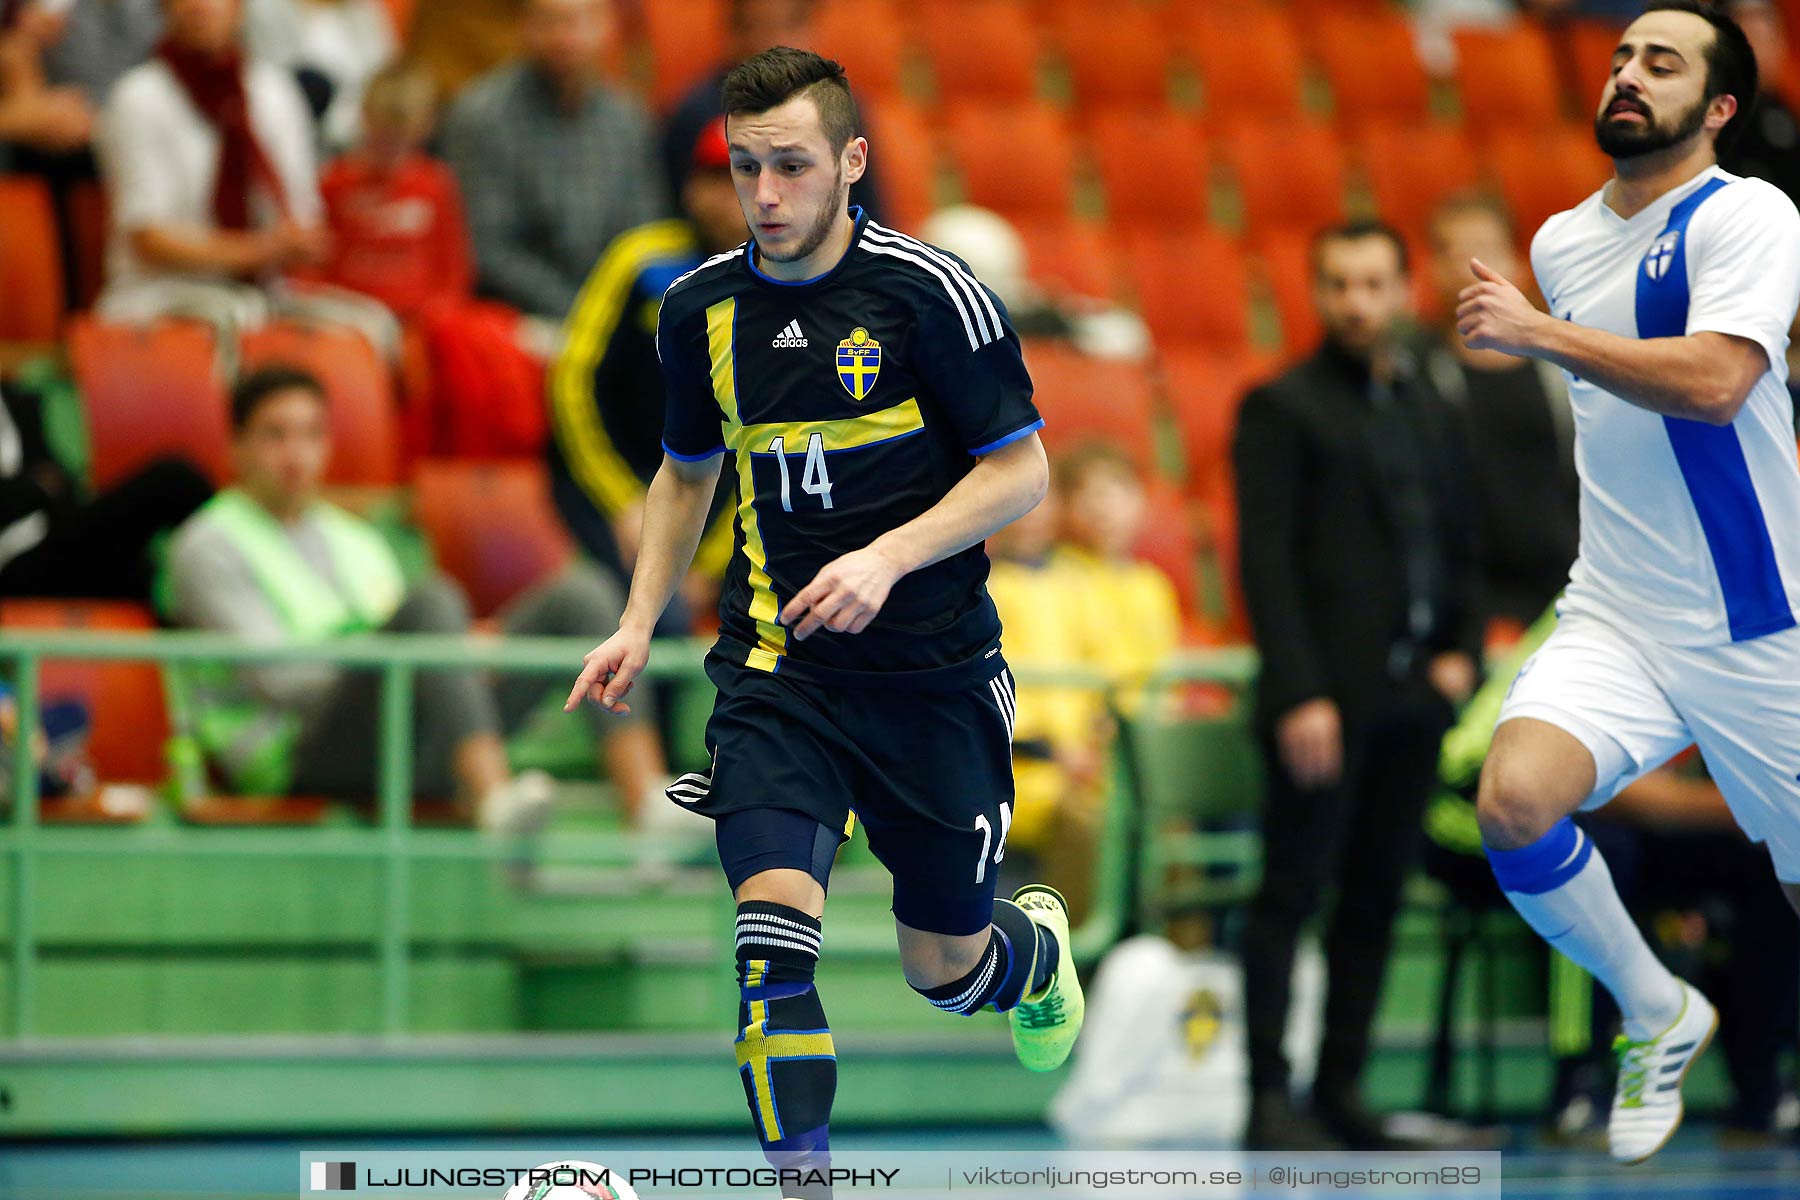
[1530, 165, 1800, 646]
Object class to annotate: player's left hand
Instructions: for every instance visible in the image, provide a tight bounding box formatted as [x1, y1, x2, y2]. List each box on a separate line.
[780, 544, 907, 640]
[1456, 257, 1548, 355]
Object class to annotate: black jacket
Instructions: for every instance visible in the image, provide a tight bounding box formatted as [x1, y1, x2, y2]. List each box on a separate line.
[1232, 340, 1483, 729]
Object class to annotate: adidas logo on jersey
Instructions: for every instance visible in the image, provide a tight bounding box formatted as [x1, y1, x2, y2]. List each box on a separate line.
[771, 320, 809, 348]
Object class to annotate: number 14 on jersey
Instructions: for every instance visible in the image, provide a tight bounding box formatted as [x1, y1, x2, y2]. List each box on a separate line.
[767, 433, 834, 511]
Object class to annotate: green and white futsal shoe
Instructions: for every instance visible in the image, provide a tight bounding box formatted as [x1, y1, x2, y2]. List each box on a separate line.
[1008, 884, 1085, 1072]
[1609, 980, 1718, 1164]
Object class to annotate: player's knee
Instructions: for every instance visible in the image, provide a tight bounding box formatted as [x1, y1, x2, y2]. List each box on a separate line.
[734, 868, 825, 915]
[1475, 752, 1559, 850]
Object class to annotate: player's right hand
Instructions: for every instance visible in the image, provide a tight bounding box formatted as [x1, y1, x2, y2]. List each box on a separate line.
[1276, 697, 1343, 790]
[564, 627, 651, 716]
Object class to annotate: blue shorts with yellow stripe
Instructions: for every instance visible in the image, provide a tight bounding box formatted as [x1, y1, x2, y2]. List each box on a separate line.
[668, 647, 1019, 937]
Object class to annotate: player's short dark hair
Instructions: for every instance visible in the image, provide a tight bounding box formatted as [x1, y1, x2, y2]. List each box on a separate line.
[231, 365, 327, 431]
[1311, 218, 1411, 279]
[1641, 1, 1760, 152]
[721, 46, 860, 155]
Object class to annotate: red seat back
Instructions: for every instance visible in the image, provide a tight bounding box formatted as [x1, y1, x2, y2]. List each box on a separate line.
[1, 600, 168, 785]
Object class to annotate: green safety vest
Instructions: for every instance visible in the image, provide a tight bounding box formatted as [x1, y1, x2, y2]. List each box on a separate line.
[1424, 602, 1561, 857]
[164, 488, 405, 795]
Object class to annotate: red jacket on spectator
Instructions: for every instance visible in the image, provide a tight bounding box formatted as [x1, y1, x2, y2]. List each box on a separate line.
[313, 153, 473, 319]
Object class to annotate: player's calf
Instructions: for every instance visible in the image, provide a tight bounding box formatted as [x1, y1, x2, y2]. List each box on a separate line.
[734, 900, 836, 1200]
[907, 896, 1056, 1016]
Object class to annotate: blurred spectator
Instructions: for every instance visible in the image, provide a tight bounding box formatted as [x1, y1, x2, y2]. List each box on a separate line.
[547, 116, 740, 628]
[93, 0, 397, 352]
[0, 0, 304, 168]
[160, 366, 669, 828]
[441, 0, 665, 324]
[988, 442, 1180, 922]
[658, 0, 886, 221]
[1053, 442, 1182, 700]
[1423, 195, 1577, 630]
[1429, 605, 1800, 1145]
[16, 0, 308, 114]
[404, 0, 523, 101]
[291, 0, 397, 152]
[920, 205, 1151, 361]
[308, 62, 472, 321]
[1233, 219, 1482, 1151]
[1722, 1, 1800, 206]
[1409, 0, 1515, 77]
[0, 377, 211, 599]
[0, 3, 94, 160]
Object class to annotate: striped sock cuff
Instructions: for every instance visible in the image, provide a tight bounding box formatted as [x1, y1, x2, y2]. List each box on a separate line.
[916, 928, 1006, 1015]
[736, 901, 823, 963]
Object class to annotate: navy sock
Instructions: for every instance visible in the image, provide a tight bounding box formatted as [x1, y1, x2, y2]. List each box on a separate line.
[734, 901, 834, 1196]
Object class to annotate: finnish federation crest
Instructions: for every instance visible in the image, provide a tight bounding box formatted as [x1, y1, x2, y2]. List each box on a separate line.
[836, 327, 881, 401]
[1643, 230, 1682, 282]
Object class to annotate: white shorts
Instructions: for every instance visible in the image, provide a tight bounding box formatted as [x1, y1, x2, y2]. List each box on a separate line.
[1498, 606, 1800, 881]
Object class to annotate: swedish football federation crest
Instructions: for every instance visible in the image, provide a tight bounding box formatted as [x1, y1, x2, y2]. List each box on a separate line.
[837, 327, 881, 401]
[1644, 231, 1682, 282]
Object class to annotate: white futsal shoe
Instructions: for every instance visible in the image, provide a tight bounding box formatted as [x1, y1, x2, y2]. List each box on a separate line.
[1608, 981, 1718, 1165]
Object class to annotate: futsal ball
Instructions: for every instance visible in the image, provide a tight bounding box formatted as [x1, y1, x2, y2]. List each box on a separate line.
[499, 1160, 639, 1200]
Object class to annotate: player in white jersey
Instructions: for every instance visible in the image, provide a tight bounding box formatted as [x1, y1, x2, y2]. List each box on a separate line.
[1453, 0, 1800, 1167]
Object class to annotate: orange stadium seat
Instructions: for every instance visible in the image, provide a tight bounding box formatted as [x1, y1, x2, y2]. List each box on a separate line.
[864, 100, 939, 232]
[1013, 216, 1119, 301]
[412, 459, 574, 619]
[1487, 124, 1612, 248]
[917, 0, 1042, 104]
[945, 103, 1075, 220]
[1252, 232, 1323, 360]
[1122, 226, 1252, 352]
[1313, 8, 1433, 125]
[1055, 6, 1176, 109]
[380, 0, 415, 43]
[239, 324, 402, 486]
[1561, 18, 1628, 114]
[1219, 119, 1349, 242]
[1184, 5, 1309, 122]
[1161, 345, 1277, 495]
[1453, 24, 1567, 137]
[0, 175, 63, 342]
[813, 0, 908, 101]
[68, 317, 232, 491]
[1021, 341, 1156, 468]
[1133, 475, 1203, 623]
[0, 600, 169, 787]
[1355, 121, 1481, 241]
[643, 0, 726, 110]
[1089, 108, 1210, 233]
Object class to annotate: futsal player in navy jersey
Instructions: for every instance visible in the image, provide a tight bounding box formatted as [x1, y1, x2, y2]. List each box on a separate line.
[565, 47, 1082, 1197]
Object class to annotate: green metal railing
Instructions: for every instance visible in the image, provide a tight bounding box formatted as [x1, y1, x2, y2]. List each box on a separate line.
[0, 630, 1257, 1040]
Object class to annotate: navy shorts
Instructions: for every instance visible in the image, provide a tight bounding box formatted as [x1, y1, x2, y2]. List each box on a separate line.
[668, 649, 1019, 937]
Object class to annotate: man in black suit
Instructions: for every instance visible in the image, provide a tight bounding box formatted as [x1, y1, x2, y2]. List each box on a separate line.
[1232, 219, 1483, 1151]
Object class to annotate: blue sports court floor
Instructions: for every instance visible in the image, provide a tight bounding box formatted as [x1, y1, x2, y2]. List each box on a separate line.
[4, 1126, 1797, 1200]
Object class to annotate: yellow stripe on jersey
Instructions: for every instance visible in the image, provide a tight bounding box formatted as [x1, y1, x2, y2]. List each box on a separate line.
[707, 297, 787, 670]
[728, 397, 925, 458]
[551, 219, 697, 517]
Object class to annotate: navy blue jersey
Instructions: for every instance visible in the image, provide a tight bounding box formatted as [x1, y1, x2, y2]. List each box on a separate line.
[657, 208, 1041, 685]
